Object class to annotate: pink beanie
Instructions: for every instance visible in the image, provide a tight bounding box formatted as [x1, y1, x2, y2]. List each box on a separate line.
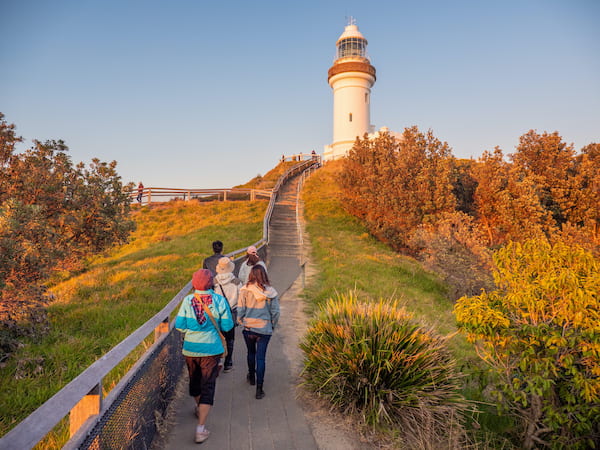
[192, 269, 213, 290]
[247, 245, 258, 256]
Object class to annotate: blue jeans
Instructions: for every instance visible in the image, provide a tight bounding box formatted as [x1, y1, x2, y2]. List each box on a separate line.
[242, 330, 271, 385]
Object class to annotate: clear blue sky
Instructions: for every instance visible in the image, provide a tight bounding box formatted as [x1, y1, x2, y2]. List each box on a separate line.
[2, 0, 599, 189]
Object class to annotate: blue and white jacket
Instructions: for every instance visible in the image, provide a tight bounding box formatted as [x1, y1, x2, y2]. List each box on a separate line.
[175, 289, 234, 357]
[238, 284, 280, 335]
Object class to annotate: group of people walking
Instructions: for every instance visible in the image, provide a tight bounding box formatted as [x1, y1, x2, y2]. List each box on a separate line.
[175, 240, 280, 444]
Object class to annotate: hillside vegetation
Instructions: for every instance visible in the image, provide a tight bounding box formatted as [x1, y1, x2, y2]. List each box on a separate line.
[303, 132, 599, 448]
[0, 198, 267, 441]
[301, 161, 510, 447]
[235, 160, 298, 189]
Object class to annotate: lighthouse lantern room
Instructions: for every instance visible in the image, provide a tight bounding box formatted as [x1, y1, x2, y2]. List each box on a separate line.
[324, 19, 376, 161]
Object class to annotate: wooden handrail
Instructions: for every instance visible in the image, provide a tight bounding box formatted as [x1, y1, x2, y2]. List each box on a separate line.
[129, 188, 272, 204]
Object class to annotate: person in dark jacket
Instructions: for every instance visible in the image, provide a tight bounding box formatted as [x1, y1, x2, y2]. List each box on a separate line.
[202, 240, 224, 275]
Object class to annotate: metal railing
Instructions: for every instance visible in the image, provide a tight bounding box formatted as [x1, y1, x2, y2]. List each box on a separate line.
[130, 187, 272, 205]
[296, 162, 321, 288]
[278, 152, 321, 164]
[0, 159, 319, 450]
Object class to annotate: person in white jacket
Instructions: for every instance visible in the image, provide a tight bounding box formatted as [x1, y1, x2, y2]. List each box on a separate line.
[237, 245, 267, 284]
[213, 257, 242, 372]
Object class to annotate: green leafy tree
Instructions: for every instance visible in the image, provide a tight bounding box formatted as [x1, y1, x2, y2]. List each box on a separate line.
[454, 239, 600, 449]
[0, 113, 135, 359]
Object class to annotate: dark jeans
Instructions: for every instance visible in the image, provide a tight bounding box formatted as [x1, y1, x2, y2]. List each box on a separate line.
[242, 330, 271, 385]
[223, 309, 237, 367]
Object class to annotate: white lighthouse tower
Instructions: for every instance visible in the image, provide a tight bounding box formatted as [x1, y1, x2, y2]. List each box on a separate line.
[323, 19, 376, 161]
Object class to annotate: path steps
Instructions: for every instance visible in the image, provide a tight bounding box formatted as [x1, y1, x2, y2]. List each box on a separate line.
[161, 172, 318, 449]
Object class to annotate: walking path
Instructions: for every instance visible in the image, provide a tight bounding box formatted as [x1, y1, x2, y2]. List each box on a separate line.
[161, 174, 319, 449]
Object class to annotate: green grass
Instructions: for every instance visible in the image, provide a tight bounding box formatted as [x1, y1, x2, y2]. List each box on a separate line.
[302, 161, 514, 447]
[0, 199, 267, 442]
[235, 161, 298, 189]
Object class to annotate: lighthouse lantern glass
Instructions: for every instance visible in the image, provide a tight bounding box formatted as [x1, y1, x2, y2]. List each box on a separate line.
[337, 37, 367, 59]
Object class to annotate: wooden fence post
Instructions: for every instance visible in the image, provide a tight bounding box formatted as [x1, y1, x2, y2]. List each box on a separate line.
[250, 190, 255, 201]
[223, 190, 227, 201]
[70, 383, 102, 437]
[154, 318, 169, 342]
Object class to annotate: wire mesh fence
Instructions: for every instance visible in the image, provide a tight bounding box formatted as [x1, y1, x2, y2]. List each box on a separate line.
[78, 330, 184, 450]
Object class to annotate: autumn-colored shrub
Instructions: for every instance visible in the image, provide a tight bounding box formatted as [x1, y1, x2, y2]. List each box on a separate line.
[454, 239, 600, 449]
[338, 127, 456, 251]
[409, 211, 494, 300]
[301, 291, 470, 447]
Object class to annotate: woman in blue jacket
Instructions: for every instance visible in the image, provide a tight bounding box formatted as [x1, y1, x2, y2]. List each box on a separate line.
[175, 269, 234, 444]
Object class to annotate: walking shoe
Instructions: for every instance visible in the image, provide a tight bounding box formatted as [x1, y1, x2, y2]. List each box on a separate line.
[256, 384, 265, 399]
[195, 429, 210, 443]
[246, 373, 256, 385]
[223, 365, 233, 373]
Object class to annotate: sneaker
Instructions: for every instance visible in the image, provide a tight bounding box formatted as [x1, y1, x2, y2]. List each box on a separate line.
[195, 429, 210, 443]
[246, 373, 255, 385]
[223, 365, 233, 373]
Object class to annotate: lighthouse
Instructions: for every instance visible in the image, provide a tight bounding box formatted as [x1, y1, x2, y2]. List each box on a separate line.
[323, 19, 376, 161]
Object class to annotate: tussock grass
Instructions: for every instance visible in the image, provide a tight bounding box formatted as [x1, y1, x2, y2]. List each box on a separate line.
[301, 291, 470, 448]
[0, 199, 267, 442]
[301, 161, 514, 447]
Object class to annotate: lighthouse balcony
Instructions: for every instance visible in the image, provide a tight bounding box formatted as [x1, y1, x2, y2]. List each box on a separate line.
[328, 61, 376, 82]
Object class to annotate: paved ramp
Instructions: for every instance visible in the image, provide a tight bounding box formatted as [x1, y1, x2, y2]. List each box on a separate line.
[162, 173, 317, 449]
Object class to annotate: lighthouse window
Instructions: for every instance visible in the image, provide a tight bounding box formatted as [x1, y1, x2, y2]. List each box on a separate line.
[337, 37, 366, 59]
[349, 113, 353, 122]
[365, 93, 368, 103]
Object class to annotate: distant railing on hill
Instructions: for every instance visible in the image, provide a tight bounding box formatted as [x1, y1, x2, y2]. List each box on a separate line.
[130, 187, 272, 205]
[279, 152, 322, 164]
[0, 158, 320, 450]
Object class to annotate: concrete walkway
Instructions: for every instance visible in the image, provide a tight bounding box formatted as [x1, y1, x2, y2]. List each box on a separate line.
[161, 174, 319, 449]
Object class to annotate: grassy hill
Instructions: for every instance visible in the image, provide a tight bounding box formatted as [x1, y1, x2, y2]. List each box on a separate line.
[0, 198, 268, 442]
[234, 161, 298, 189]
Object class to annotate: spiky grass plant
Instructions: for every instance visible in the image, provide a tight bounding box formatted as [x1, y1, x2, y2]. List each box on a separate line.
[300, 291, 470, 446]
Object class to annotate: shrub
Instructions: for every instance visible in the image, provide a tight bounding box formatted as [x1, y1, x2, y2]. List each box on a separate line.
[300, 291, 470, 447]
[338, 127, 456, 252]
[409, 211, 495, 300]
[454, 239, 600, 449]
